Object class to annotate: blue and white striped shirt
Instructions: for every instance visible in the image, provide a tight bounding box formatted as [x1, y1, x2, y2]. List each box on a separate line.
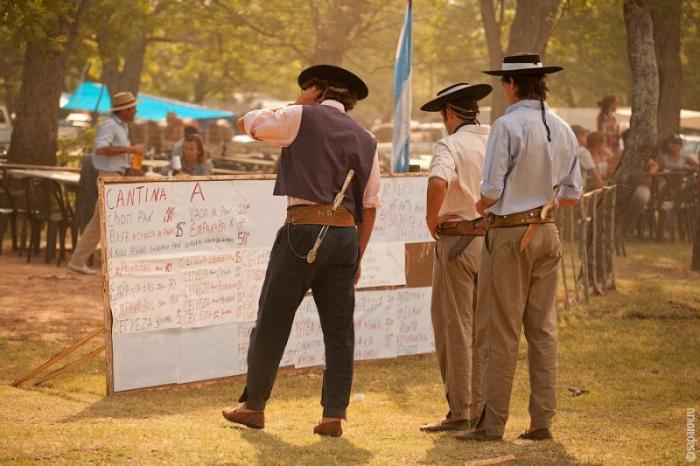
[480, 99, 582, 215]
[92, 114, 131, 172]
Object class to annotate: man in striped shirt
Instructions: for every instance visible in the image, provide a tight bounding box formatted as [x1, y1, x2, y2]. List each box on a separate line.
[418, 82, 493, 433]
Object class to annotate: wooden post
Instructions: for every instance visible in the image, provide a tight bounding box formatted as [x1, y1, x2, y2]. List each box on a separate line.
[608, 186, 617, 289]
[559, 209, 570, 308]
[579, 197, 590, 303]
[33, 345, 105, 386]
[590, 191, 599, 294]
[569, 206, 580, 303]
[11, 326, 102, 387]
[600, 190, 609, 292]
[98, 178, 115, 395]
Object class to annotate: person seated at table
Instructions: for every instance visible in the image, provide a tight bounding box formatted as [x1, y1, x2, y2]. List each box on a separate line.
[171, 125, 200, 160]
[659, 134, 699, 172]
[176, 135, 213, 175]
[586, 131, 616, 181]
[571, 125, 604, 190]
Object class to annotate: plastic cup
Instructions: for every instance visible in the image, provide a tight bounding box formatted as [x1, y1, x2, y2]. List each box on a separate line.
[131, 153, 143, 170]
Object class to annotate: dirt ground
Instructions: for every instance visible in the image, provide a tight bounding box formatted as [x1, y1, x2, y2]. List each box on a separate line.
[0, 251, 103, 343]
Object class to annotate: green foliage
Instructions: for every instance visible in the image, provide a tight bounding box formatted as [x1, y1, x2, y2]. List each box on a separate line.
[2, 0, 699, 127]
[548, 0, 632, 108]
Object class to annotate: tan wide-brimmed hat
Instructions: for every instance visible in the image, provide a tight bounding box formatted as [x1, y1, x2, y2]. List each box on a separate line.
[110, 91, 140, 112]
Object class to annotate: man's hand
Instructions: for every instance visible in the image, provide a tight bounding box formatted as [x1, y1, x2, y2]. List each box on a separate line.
[476, 195, 497, 217]
[129, 144, 145, 156]
[426, 214, 460, 240]
[236, 117, 245, 133]
[475, 199, 487, 217]
[295, 85, 322, 105]
[354, 262, 362, 285]
[558, 197, 578, 207]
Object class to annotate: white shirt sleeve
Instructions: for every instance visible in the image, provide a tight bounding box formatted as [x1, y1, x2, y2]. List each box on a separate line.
[428, 139, 456, 183]
[362, 151, 381, 209]
[242, 105, 303, 147]
[480, 120, 511, 199]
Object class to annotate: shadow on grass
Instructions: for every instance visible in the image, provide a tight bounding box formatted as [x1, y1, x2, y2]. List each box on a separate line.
[59, 355, 440, 422]
[236, 428, 373, 465]
[422, 435, 602, 465]
[60, 382, 241, 421]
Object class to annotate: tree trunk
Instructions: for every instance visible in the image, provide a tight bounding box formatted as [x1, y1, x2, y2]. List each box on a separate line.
[480, 0, 561, 123]
[100, 34, 147, 97]
[7, 0, 91, 166]
[614, 0, 659, 215]
[650, 0, 682, 142]
[479, 0, 505, 125]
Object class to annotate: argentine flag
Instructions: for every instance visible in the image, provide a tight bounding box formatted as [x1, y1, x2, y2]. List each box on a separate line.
[392, 0, 413, 173]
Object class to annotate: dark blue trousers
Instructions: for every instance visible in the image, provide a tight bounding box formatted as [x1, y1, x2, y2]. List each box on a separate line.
[238, 223, 359, 418]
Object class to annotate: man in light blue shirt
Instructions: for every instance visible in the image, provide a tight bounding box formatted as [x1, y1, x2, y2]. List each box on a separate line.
[457, 54, 582, 442]
[67, 91, 145, 274]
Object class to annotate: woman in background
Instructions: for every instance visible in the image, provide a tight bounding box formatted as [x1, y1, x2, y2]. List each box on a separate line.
[597, 95, 620, 154]
[178, 134, 213, 175]
[586, 131, 616, 181]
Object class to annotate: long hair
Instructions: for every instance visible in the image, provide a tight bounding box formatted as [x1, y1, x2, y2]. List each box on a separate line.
[598, 95, 617, 115]
[301, 78, 358, 111]
[184, 134, 207, 163]
[502, 75, 549, 101]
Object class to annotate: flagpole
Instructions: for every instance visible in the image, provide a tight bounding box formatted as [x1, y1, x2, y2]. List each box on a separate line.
[392, 0, 413, 173]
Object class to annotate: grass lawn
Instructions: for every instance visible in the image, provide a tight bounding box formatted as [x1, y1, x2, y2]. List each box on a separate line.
[0, 241, 698, 465]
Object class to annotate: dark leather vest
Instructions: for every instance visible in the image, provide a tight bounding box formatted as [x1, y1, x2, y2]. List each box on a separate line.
[274, 103, 377, 222]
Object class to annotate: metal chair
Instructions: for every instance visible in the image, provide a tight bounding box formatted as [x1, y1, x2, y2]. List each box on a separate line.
[22, 177, 79, 264]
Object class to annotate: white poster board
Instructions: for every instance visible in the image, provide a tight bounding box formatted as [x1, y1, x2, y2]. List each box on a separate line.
[100, 174, 433, 392]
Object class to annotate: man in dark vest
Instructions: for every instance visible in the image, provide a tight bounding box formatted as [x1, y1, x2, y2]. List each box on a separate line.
[222, 65, 380, 438]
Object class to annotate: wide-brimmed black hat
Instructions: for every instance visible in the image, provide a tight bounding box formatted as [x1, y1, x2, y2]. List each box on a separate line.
[297, 64, 369, 100]
[482, 53, 563, 76]
[420, 83, 492, 112]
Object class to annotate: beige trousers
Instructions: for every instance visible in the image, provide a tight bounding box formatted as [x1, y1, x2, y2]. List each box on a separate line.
[69, 171, 118, 267]
[474, 224, 561, 436]
[431, 235, 484, 420]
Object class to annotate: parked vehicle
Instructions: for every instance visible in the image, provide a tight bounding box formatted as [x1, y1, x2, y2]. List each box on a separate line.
[0, 105, 11, 153]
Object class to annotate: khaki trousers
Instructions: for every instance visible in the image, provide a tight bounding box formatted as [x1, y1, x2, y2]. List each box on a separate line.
[431, 235, 484, 420]
[69, 171, 118, 267]
[474, 224, 561, 436]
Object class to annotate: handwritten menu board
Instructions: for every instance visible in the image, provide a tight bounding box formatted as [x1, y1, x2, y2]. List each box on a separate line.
[102, 175, 434, 392]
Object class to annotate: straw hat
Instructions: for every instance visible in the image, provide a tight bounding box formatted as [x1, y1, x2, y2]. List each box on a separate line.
[110, 91, 140, 112]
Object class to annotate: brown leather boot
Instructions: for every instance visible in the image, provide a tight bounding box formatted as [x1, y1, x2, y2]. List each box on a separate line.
[221, 407, 264, 429]
[313, 420, 343, 437]
[518, 428, 553, 440]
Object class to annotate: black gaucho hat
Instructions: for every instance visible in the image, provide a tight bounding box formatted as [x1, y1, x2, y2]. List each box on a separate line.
[420, 82, 493, 112]
[482, 53, 563, 76]
[297, 64, 369, 100]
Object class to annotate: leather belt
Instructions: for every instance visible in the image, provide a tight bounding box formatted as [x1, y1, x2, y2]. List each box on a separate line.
[437, 218, 488, 260]
[488, 206, 555, 228]
[437, 218, 488, 236]
[285, 204, 355, 227]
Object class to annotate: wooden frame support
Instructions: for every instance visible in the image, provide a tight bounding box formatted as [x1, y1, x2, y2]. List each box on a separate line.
[11, 326, 103, 387]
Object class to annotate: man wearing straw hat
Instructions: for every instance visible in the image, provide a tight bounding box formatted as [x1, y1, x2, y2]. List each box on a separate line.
[221, 64, 380, 438]
[457, 53, 582, 441]
[67, 91, 145, 274]
[417, 82, 492, 433]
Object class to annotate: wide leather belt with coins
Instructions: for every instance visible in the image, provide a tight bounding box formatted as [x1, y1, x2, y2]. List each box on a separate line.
[285, 204, 355, 227]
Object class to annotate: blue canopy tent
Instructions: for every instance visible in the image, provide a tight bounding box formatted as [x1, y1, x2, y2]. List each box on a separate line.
[62, 81, 234, 121]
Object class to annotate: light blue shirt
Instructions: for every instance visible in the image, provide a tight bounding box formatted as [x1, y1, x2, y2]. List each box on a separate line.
[480, 100, 582, 215]
[92, 114, 131, 172]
